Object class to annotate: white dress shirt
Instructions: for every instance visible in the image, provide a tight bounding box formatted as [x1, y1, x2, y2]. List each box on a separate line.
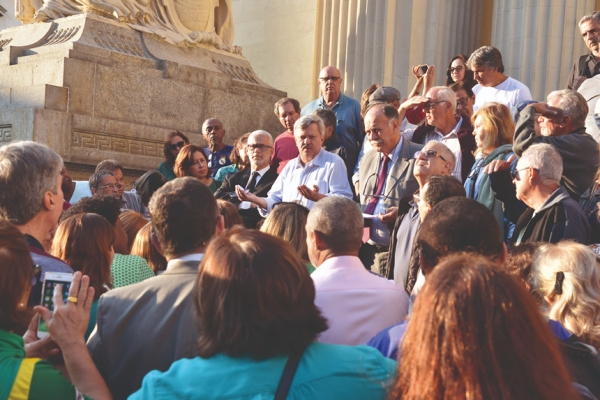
[312, 255, 409, 345]
[369, 137, 403, 246]
[259, 149, 353, 216]
[239, 165, 270, 210]
[166, 253, 204, 272]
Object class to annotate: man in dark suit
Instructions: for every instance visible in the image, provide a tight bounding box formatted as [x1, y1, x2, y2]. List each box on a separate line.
[358, 103, 422, 272]
[215, 130, 278, 228]
[87, 177, 224, 399]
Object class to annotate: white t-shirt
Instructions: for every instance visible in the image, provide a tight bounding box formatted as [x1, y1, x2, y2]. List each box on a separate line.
[472, 76, 533, 112]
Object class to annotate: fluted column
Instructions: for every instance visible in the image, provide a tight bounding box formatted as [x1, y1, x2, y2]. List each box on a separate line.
[491, 0, 596, 100]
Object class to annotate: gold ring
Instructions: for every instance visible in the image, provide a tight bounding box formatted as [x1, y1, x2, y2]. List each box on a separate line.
[67, 296, 78, 304]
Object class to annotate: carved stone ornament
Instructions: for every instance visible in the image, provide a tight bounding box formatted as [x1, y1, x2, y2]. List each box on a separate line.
[13, 0, 240, 52]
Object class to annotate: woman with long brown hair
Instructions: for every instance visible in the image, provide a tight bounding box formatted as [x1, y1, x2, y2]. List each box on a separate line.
[390, 253, 578, 400]
[51, 213, 116, 339]
[130, 222, 168, 274]
[445, 54, 476, 87]
[174, 144, 221, 193]
[158, 131, 190, 181]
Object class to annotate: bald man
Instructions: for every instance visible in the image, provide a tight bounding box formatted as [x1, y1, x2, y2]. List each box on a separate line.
[301, 66, 363, 154]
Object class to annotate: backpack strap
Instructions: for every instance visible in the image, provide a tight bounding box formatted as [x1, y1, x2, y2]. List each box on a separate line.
[274, 347, 305, 400]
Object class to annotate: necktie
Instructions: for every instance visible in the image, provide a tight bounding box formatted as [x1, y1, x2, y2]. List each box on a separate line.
[364, 156, 390, 215]
[246, 171, 260, 192]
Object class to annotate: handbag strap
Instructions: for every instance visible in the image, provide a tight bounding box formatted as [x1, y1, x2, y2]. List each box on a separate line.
[274, 347, 305, 400]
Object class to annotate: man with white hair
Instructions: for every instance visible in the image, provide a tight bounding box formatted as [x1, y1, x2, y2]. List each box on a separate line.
[215, 130, 278, 228]
[307, 196, 408, 346]
[399, 86, 476, 181]
[237, 115, 353, 213]
[513, 89, 600, 200]
[512, 143, 590, 245]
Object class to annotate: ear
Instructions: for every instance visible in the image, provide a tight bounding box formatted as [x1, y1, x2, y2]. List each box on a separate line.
[418, 247, 434, 277]
[91, 187, 97, 196]
[214, 215, 225, 236]
[498, 243, 508, 266]
[42, 191, 57, 212]
[561, 115, 572, 127]
[150, 232, 164, 256]
[313, 230, 329, 251]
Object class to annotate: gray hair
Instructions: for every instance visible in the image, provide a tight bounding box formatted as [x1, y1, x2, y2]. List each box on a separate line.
[249, 130, 274, 146]
[306, 196, 363, 253]
[467, 46, 505, 73]
[428, 86, 457, 111]
[519, 143, 563, 185]
[312, 109, 337, 130]
[579, 11, 600, 27]
[423, 141, 457, 172]
[547, 89, 588, 128]
[0, 141, 63, 225]
[89, 170, 115, 191]
[294, 114, 325, 137]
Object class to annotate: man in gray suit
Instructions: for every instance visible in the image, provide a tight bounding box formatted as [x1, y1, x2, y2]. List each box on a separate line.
[87, 177, 224, 399]
[358, 103, 422, 272]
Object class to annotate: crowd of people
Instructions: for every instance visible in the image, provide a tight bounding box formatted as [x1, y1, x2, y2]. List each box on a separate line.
[3, 10, 600, 400]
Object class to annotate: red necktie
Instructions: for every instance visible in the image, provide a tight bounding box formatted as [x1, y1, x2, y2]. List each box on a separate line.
[365, 155, 390, 215]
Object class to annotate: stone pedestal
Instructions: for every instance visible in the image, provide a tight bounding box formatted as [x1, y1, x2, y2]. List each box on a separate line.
[0, 12, 285, 179]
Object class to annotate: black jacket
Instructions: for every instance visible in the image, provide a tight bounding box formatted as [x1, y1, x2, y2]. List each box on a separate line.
[512, 186, 591, 245]
[214, 167, 278, 228]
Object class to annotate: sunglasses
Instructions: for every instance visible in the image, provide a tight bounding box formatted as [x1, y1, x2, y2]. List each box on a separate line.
[169, 141, 185, 151]
[511, 167, 538, 181]
[415, 149, 447, 162]
[448, 65, 465, 73]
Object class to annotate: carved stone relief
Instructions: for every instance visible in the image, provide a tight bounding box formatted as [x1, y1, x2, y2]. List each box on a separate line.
[90, 28, 148, 58]
[0, 125, 12, 142]
[72, 130, 162, 157]
[212, 59, 258, 84]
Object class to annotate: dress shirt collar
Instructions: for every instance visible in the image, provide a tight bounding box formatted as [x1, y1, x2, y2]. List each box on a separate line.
[294, 148, 325, 168]
[433, 116, 463, 139]
[166, 253, 204, 271]
[382, 135, 404, 165]
[314, 255, 365, 273]
[250, 165, 270, 177]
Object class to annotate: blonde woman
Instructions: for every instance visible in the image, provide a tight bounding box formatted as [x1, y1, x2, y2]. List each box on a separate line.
[464, 102, 524, 241]
[532, 241, 600, 350]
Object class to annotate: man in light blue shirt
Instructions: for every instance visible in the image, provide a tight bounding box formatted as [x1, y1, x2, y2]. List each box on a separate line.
[237, 115, 353, 214]
[301, 66, 363, 154]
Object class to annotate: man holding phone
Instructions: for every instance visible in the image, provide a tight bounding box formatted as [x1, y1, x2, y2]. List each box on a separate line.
[0, 141, 74, 306]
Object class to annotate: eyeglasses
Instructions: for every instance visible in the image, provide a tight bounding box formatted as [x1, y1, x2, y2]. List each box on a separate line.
[511, 167, 538, 181]
[96, 183, 123, 190]
[448, 65, 464, 73]
[413, 192, 422, 204]
[247, 144, 273, 152]
[168, 141, 185, 151]
[423, 101, 447, 111]
[456, 97, 469, 108]
[415, 149, 447, 162]
[319, 76, 341, 82]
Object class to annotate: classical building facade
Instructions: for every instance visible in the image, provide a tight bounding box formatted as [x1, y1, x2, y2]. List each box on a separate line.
[232, 0, 600, 106]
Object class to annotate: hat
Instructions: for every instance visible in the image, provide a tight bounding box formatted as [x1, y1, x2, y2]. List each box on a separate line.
[369, 86, 401, 103]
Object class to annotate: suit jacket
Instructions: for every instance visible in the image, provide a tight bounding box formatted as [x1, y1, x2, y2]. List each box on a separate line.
[214, 167, 278, 228]
[87, 259, 201, 400]
[358, 139, 422, 213]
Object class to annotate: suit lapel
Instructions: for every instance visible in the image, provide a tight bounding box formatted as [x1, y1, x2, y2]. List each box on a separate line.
[238, 170, 251, 188]
[252, 168, 277, 194]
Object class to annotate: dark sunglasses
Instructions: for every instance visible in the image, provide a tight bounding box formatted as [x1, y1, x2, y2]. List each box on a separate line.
[415, 149, 447, 162]
[511, 167, 538, 181]
[168, 141, 185, 151]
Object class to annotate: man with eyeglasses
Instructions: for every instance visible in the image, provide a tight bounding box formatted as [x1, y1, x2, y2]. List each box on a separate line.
[513, 89, 599, 200]
[449, 81, 476, 120]
[301, 66, 363, 154]
[90, 170, 120, 199]
[95, 159, 146, 214]
[384, 142, 457, 291]
[466, 46, 532, 112]
[358, 104, 422, 272]
[511, 143, 590, 245]
[237, 115, 352, 214]
[202, 118, 234, 178]
[399, 86, 475, 182]
[215, 130, 278, 228]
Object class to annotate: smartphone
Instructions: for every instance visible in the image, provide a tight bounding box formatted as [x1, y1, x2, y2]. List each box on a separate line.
[37, 272, 73, 339]
[420, 64, 429, 74]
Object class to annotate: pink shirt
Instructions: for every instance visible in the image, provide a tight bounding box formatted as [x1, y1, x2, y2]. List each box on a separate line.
[271, 130, 299, 174]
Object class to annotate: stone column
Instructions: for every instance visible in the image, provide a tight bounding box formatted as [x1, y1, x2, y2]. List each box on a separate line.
[490, 0, 596, 100]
